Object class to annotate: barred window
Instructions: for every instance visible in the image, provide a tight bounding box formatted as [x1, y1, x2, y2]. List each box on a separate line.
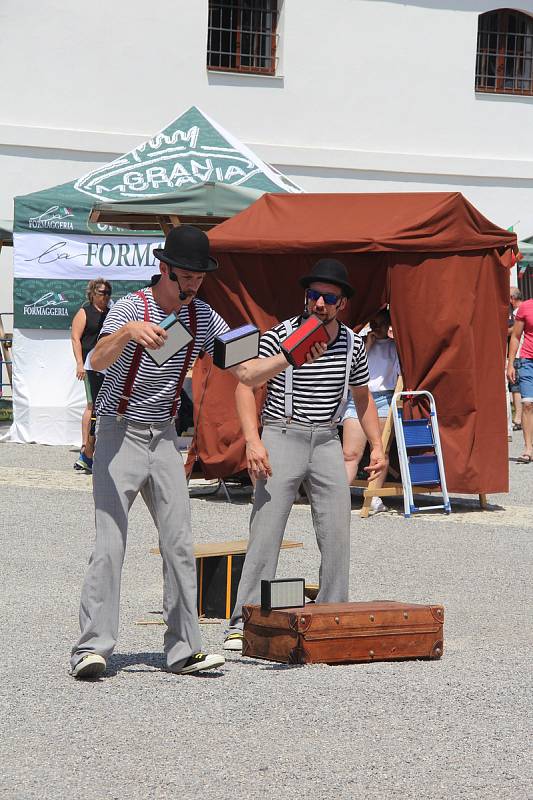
[476, 9, 533, 95]
[207, 1, 278, 75]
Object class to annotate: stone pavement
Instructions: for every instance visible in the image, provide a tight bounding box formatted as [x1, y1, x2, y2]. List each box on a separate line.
[0, 433, 531, 799]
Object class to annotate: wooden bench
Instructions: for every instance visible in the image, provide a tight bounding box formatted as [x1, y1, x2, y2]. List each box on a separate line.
[150, 539, 303, 619]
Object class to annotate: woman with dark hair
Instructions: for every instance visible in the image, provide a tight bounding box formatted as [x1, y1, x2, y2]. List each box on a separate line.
[70, 278, 112, 472]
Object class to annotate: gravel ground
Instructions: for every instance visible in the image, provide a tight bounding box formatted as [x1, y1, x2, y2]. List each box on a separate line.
[0, 431, 531, 800]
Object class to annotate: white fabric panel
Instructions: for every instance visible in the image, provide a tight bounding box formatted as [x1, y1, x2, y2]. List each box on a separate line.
[14, 232, 161, 279]
[10, 329, 85, 445]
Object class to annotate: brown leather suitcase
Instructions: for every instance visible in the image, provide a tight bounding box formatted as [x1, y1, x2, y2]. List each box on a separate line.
[242, 601, 444, 665]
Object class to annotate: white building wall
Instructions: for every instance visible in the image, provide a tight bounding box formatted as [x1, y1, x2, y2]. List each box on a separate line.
[2, 0, 533, 313]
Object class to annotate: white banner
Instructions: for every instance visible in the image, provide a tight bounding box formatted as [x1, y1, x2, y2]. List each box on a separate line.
[14, 232, 164, 280]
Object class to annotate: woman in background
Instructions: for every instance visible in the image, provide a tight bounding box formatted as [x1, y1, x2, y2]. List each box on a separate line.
[341, 308, 400, 515]
[70, 278, 112, 473]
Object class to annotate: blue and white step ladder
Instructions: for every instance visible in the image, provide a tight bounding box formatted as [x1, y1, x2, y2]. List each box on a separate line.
[392, 391, 451, 518]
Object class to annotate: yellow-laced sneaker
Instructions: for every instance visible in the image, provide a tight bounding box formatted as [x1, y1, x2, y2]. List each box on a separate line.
[172, 652, 225, 674]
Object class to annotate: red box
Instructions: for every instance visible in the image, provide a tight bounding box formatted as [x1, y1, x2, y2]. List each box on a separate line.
[281, 315, 329, 367]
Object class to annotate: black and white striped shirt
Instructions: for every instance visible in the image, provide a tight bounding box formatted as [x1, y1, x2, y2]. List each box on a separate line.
[95, 288, 228, 422]
[260, 317, 369, 424]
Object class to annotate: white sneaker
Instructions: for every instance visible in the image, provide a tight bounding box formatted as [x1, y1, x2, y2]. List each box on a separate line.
[171, 652, 225, 674]
[369, 497, 388, 516]
[70, 654, 106, 679]
[223, 631, 244, 651]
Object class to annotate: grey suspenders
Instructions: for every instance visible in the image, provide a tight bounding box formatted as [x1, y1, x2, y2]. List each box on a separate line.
[283, 320, 294, 421]
[333, 325, 355, 423]
[282, 320, 354, 423]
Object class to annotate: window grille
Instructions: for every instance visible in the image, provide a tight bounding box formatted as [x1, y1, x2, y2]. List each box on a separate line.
[476, 9, 533, 96]
[207, 0, 278, 75]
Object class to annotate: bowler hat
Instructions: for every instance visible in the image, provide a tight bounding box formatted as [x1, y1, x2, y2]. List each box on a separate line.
[299, 258, 354, 298]
[153, 225, 218, 272]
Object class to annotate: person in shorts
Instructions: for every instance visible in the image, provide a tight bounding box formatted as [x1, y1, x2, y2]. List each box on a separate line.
[508, 287, 523, 431]
[341, 308, 401, 514]
[508, 296, 533, 463]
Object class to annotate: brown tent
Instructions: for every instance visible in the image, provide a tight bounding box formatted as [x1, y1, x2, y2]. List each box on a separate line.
[193, 192, 515, 495]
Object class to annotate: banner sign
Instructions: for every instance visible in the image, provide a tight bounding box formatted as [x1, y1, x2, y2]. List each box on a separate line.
[14, 232, 162, 330]
[14, 232, 162, 280]
[14, 279, 147, 330]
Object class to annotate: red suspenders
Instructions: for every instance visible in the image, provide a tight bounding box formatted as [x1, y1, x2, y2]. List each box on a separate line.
[117, 290, 197, 420]
[171, 300, 197, 418]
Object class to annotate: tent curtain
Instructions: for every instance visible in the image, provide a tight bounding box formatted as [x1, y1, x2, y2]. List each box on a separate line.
[186, 352, 265, 479]
[192, 192, 516, 494]
[389, 251, 509, 493]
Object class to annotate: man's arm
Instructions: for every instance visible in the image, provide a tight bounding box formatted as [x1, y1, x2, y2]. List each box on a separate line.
[230, 343, 327, 387]
[91, 321, 168, 372]
[507, 319, 525, 384]
[351, 385, 387, 480]
[235, 382, 272, 479]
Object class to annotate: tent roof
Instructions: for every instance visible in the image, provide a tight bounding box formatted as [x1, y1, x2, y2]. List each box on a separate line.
[14, 106, 301, 235]
[209, 192, 517, 254]
[89, 182, 265, 231]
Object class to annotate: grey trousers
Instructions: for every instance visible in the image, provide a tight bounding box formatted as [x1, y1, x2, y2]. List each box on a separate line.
[229, 419, 351, 629]
[71, 415, 201, 670]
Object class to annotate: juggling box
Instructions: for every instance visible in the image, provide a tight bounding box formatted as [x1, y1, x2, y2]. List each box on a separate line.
[261, 578, 306, 612]
[213, 323, 260, 369]
[281, 314, 329, 368]
[145, 312, 193, 367]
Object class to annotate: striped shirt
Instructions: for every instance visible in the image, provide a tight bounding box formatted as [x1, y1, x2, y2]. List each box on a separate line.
[95, 288, 228, 422]
[260, 316, 369, 424]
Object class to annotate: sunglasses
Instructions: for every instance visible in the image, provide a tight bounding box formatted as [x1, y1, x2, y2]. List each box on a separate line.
[307, 289, 342, 305]
[95, 290, 112, 296]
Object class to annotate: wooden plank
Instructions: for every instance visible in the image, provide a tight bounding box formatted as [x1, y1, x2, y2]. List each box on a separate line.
[0, 313, 13, 387]
[150, 539, 303, 558]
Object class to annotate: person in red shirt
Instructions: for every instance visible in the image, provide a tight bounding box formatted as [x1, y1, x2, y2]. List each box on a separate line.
[507, 297, 533, 462]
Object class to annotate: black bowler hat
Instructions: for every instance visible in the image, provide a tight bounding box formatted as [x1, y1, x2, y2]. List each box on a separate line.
[153, 225, 218, 273]
[299, 258, 354, 298]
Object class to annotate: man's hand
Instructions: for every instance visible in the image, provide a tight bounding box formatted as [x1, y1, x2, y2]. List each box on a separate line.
[246, 439, 273, 480]
[127, 321, 167, 349]
[76, 365, 86, 381]
[507, 363, 516, 385]
[304, 341, 327, 364]
[365, 448, 387, 481]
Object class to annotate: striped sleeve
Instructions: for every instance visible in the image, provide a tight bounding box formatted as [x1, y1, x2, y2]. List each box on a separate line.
[200, 305, 230, 356]
[349, 336, 370, 386]
[259, 327, 283, 358]
[99, 296, 140, 337]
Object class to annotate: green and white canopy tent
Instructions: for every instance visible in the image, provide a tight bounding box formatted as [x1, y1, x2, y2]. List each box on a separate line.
[518, 235, 533, 300]
[11, 106, 301, 444]
[519, 235, 533, 265]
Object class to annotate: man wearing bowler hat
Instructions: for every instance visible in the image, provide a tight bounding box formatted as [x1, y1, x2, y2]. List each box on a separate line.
[70, 225, 230, 678]
[223, 258, 386, 652]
